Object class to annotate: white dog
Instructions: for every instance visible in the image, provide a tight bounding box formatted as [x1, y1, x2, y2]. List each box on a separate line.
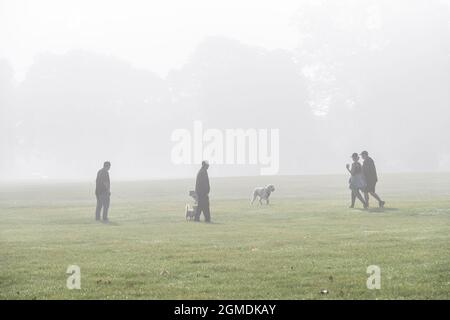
[185, 190, 198, 221]
[251, 185, 275, 205]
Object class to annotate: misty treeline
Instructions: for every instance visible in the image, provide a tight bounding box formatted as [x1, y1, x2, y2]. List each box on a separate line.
[0, 0, 449, 180]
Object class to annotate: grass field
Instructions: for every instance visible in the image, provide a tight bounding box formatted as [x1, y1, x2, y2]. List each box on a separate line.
[1, 173, 449, 299]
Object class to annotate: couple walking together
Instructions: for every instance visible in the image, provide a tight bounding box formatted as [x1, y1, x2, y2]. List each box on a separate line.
[346, 151, 385, 209]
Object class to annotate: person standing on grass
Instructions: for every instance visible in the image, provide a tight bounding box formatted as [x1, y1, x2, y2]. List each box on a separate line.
[360, 151, 385, 208]
[95, 161, 111, 222]
[346, 153, 368, 209]
[194, 160, 211, 223]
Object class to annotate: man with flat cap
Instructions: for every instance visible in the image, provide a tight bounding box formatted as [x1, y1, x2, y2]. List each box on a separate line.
[360, 151, 385, 208]
[95, 161, 111, 222]
[194, 160, 211, 223]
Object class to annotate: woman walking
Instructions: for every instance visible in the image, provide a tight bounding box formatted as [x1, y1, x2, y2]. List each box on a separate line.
[346, 153, 368, 209]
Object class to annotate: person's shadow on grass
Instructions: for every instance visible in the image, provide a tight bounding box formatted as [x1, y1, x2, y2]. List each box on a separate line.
[355, 207, 399, 213]
[98, 220, 120, 226]
[192, 221, 224, 225]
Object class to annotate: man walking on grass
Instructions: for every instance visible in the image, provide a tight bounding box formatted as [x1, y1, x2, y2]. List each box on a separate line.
[361, 151, 385, 208]
[95, 161, 111, 222]
[194, 160, 211, 223]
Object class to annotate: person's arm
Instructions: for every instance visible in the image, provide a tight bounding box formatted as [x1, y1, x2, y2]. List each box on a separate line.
[370, 159, 378, 182]
[348, 163, 359, 175]
[104, 172, 111, 194]
[364, 159, 376, 181]
[205, 173, 210, 194]
[196, 170, 209, 196]
[195, 172, 201, 195]
[346, 164, 352, 175]
[97, 170, 109, 194]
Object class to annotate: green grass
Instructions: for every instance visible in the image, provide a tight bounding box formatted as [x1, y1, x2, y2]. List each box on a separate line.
[1, 173, 449, 299]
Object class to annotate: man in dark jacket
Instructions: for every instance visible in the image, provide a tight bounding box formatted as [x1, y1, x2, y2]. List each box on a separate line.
[95, 161, 111, 222]
[361, 151, 385, 208]
[194, 160, 211, 222]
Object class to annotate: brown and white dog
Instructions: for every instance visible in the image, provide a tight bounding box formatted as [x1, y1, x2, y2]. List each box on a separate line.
[251, 185, 275, 205]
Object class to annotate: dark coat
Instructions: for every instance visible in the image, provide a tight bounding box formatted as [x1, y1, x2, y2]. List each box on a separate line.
[362, 157, 378, 184]
[95, 168, 110, 196]
[195, 167, 210, 198]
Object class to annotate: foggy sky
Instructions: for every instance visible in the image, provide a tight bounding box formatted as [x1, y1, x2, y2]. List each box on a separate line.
[0, 0, 301, 80]
[1, 0, 449, 180]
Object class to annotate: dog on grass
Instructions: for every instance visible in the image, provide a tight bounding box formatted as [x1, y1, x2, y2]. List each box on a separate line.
[251, 185, 275, 205]
[185, 190, 198, 220]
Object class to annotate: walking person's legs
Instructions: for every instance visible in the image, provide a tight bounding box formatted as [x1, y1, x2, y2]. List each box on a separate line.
[203, 197, 211, 222]
[368, 191, 382, 203]
[95, 196, 102, 221]
[364, 191, 370, 207]
[194, 196, 210, 222]
[194, 201, 202, 222]
[350, 190, 356, 208]
[370, 192, 385, 207]
[369, 192, 381, 202]
[354, 188, 367, 208]
[102, 194, 110, 221]
[366, 183, 385, 208]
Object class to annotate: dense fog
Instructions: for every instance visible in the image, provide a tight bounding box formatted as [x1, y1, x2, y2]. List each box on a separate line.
[0, 0, 449, 180]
